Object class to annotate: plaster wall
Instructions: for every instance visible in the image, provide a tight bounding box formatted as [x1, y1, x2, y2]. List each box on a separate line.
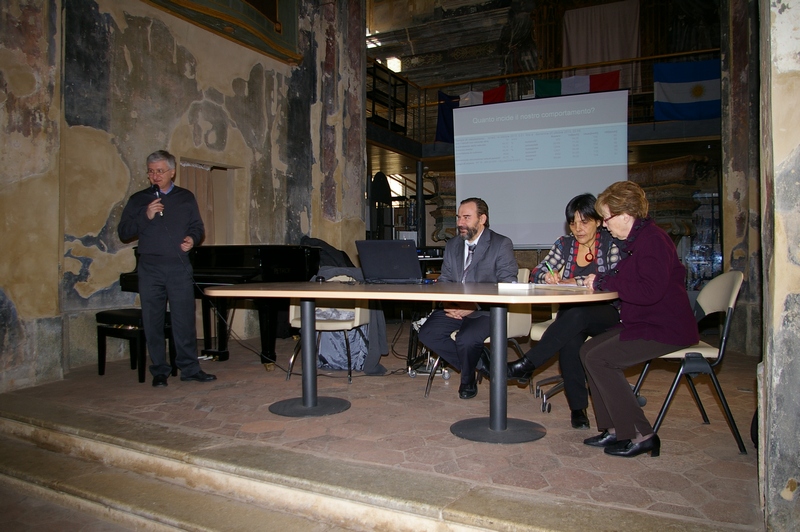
[0, 1, 64, 391]
[0, 0, 366, 391]
[302, 0, 367, 264]
[760, 1, 800, 529]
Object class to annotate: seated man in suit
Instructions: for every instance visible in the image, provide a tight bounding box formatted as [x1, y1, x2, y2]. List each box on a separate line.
[418, 197, 518, 399]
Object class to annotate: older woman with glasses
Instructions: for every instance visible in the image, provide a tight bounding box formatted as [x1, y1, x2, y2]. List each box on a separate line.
[580, 181, 698, 458]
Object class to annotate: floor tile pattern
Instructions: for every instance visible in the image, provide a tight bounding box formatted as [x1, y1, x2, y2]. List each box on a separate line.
[6, 321, 762, 530]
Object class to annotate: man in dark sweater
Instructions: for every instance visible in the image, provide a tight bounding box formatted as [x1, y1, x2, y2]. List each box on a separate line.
[118, 150, 216, 387]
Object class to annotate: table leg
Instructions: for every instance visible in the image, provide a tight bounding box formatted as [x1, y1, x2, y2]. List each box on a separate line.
[450, 304, 546, 443]
[269, 298, 351, 417]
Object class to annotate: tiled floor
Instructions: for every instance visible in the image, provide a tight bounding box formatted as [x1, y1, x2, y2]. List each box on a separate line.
[5, 320, 762, 530]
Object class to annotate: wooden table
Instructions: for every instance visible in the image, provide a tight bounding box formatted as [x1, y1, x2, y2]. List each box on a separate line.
[205, 282, 617, 443]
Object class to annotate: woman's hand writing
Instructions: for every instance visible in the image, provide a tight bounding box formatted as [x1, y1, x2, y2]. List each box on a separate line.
[544, 271, 561, 284]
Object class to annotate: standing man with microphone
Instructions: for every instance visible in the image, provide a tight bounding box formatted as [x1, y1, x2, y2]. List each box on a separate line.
[119, 150, 216, 387]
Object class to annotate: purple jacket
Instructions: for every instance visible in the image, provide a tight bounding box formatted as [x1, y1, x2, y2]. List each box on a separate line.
[594, 218, 698, 346]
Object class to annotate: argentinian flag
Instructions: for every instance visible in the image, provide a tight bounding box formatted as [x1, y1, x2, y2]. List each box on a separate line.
[654, 59, 721, 121]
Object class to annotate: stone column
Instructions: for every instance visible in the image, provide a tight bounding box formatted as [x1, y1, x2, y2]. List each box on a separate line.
[759, 1, 800, 529]
[720, 0, 762, 356]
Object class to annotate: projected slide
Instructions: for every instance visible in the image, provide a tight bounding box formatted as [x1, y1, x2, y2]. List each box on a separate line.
[454, 91, 628, 248]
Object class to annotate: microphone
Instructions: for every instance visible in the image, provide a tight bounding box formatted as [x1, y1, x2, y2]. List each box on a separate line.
[152, 184, 163, 216]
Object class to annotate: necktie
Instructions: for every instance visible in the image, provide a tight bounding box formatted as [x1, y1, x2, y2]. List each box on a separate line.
[461, 243, 476, 283]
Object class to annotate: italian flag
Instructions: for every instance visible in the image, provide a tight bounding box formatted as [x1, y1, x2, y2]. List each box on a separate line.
[534, 70, 621, 98]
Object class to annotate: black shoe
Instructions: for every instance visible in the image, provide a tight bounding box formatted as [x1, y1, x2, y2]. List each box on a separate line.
[180, 370, 217, 382]
[506, 356, 536, 383]
[604, 435, 661, 458]
[476, 351, 491, 382]
[458, 380, 478, 399]
[583, 430, 617, 447]
[152, 374, 168, 388]
[571, 409, 590, 430]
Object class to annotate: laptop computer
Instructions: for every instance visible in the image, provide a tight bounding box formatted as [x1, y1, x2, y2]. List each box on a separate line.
[356, 240, 425, 284]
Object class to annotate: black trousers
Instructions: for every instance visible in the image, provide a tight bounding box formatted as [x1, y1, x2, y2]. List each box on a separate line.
[139, 256, 201, 378]
[418, 309, 490, 385]
[580, 329, 687, 440]
[523, 303, 619, 410]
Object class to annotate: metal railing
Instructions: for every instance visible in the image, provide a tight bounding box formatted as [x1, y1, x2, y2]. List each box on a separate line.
[367, 48, 720, 145]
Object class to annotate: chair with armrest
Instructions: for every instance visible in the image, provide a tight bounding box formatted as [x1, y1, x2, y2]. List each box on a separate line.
[424, 268, 532, 397]
[631, 270, 747, 453]
[285, 276, 370, 384]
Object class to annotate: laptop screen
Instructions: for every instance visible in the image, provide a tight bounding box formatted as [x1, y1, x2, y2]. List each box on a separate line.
[356, 240, 423, 283]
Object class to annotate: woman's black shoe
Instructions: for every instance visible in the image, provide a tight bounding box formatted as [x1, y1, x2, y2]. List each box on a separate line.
[604, 434, 661, 458]
[570, 409, 590, 430]
[506, 357, 536, 383]
[583, 430, 617, 447]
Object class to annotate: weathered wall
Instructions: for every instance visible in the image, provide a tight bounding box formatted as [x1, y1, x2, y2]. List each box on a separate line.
[760, 2, 800, 529]
[301, 0, 366, 263]
[0, 0, 366, 391]
[720, 0, 762, 357]
[0, 0, 64, 391]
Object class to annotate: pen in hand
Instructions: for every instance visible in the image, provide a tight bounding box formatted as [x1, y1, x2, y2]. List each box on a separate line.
[544, 262, 559, 283]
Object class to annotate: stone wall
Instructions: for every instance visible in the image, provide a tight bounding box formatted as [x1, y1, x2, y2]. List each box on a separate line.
[0, 0, 365, 392]
[760, 1, 800, 528]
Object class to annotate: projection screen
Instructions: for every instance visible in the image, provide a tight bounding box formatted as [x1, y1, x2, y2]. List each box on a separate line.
[453, 90, 628, 248]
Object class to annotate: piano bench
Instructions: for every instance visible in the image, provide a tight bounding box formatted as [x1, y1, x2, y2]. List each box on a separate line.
[96, 309, 177, 383]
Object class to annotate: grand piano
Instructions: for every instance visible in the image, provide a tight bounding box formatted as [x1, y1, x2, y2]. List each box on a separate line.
[119, 245, 321, 368]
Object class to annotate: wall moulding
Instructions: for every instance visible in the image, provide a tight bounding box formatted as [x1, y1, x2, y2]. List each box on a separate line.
[143, 0, 301, 64]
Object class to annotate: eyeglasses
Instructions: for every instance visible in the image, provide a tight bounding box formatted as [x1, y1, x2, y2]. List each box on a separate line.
[147, 168, 171, 175]
[602, 213, 620, 224]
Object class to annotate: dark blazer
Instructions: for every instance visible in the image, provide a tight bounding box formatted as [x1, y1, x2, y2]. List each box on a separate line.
[438, 228, 518, 284]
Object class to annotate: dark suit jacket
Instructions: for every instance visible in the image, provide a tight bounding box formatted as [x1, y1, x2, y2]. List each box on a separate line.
[438, 228, 518, 284]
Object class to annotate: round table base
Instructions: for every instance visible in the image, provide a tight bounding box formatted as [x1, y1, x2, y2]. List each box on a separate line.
[269, 397, 351, 417]
[450, 417, 546, 443]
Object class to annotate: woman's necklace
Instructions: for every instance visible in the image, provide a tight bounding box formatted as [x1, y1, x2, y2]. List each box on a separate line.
[580, 239, 596, 262]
